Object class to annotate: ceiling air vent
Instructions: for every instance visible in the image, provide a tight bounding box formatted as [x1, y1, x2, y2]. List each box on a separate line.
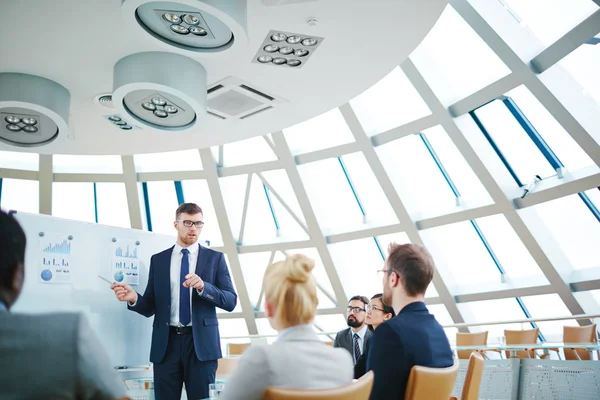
[206, 76, 285, 119]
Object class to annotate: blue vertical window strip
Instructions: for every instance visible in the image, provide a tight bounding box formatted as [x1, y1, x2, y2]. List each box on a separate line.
[419, 133, 461, 199]
[93, 183, 99, 223]
[0, 177, 3, 204]
[174, 181, 185, 205]
[337, 157, 366, 217]
[262, 184, 280, 231]
[141, 182, 153, 232]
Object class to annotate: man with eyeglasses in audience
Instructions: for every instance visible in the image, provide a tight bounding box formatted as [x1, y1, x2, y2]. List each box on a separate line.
[367, 243, 453, 399]
[111, 203, 237, 400]
[334, 295, 371, 365]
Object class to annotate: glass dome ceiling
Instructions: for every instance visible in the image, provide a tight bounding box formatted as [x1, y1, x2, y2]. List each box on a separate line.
[1, 0, 599, 343]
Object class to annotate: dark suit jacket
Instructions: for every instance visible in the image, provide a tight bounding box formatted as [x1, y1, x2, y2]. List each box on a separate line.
[333, 327, 371, 361]
[366, 302, 453, 400]
[354, 336, 371, 379]
[128, 244, 237, 363]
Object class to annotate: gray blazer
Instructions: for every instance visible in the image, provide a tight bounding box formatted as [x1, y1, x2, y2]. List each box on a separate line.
[0, 309, 126, 400]
[219, 325, 353, 400]
[334, 327, 372, 360]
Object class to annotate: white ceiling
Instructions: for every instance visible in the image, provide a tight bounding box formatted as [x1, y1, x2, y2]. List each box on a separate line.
[0, 0, 447, 155]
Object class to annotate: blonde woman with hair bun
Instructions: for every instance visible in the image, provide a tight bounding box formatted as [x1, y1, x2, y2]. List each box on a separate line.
[219, 254, 353, 400]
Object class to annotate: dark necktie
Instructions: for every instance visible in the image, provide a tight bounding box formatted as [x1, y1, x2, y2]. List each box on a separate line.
[353, 333, 361, 364]
[179, 248, 191, 326]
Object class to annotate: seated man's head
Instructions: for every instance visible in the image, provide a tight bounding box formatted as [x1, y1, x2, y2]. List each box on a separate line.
[382, 243, 434, 311]
[263, 254, 318, 331]
[346, 295, 369, 329]
[0, 210, 26, 310]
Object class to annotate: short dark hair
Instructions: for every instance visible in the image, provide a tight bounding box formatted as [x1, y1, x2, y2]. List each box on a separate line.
[175, 203, 203, 219]
[0, 210, 27, 286]
[386, 243, 434, 297]
[349, 295, 369, 307]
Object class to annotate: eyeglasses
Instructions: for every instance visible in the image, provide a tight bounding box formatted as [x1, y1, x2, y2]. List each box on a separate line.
[346, 306, 366, 314]
[377, 269, 393, 278]
[366, 305, 384, 313]
[176, 219, 205, 228]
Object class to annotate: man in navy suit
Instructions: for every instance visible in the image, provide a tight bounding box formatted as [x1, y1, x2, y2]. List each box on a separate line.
[112, 203, 237, 400]
[367, 243, 453, 399]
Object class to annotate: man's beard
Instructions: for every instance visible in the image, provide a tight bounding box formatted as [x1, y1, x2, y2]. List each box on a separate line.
[347, 315, 362, 328]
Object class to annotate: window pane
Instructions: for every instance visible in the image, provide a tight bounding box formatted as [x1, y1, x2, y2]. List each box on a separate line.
[261, 169, 305, 226]
[223, 136, 277, 167]
[95, 183, 130, 228]
[529, 194, 600, 270]
[410, 5, 511, 105]
[558, 39, 600, 110]
[423, 126, 493, 206]
[239, 251, 272, 308]
[134, 150, 202, 173]
[520, 294, 578, 342]
[340, 153, 398, 227]
[421, 221, 501, 286]
[0, 178, 38, 213]
[573, 289, 600, 315]
[53, 155, 123, 174]
[52, 182, 95, 223]
[350, 66, 431, 136]
[283, 109, 355, 155]
[475, 214, 545, 280]
[376, 134, 458, 219]
[145, 181, 178, 236]
[458, 298, 527, 340]
[502, 0, 598, 46]
[0, 150, 38, 170]
[313, 314, 347, 337]
[294, 247, 336, 309]
[181, 180, 224, 247]
[585, 188, 600, 207]
[219, 318, 249, 354]
[508, 86, 594, 170]
[219, 175, 247, 242]
[328, 238, 384, 299]
[474, 98, 556, 184]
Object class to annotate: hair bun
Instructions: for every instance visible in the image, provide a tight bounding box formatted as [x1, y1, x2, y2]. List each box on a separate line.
[286, 254, 315, 283]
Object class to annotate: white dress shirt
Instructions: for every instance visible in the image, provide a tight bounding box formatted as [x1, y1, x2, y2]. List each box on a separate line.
[349, 324, 368, 363]
[170, 243, 200, 327]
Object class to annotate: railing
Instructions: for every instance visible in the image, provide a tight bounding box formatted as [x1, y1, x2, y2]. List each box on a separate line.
[220, 313, 600, 340]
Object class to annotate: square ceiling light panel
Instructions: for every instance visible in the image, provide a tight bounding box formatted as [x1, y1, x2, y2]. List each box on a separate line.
[253, 30, 324, 68]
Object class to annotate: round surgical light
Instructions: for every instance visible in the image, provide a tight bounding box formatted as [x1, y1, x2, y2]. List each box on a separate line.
[170, 24, 189, 35]
[272, 57, 287, 65]
[295, 49, 309, 57]
[257, 55, 272, 63]
[182, 14, 199, 25]
[286, 35, 302, 44]
[190, 26, 207, 36]
[271, 32, 287, 42]
[113, 52, 207, 131]
[301, 37, 318, 46]
[279, 46, 294, 55]
[5, 115, 20, 124]
[264, 44, 278, 53]
[162, 12, 181, 24]
[0, 73, 69, 147]
[288, 59, 302, 67]
[126, 0, 248, 53]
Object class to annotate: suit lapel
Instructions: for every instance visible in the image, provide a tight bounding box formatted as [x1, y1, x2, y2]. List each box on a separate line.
[195, 244, 210, 281]
[161, 246, 175, 309]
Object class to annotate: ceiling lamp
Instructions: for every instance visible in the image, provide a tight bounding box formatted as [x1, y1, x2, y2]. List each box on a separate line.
[253, 30, 323, 69]
[112, 52, 207, 131]
[0, 73, 69, 147]
[122, 0, 248, 54]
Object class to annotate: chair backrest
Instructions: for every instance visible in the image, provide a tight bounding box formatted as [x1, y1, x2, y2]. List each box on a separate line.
[404, 361, 460, 400]
[456, 332, 488, 360]
[227, 342, 251, 356]
[504, 328, 539, 359]
[217, 357, 240, 378]
[563, 324, 597, 360]
[262, 371, 374, 400]
[323, 341, 334, 347]
[460, 352, 484, 400]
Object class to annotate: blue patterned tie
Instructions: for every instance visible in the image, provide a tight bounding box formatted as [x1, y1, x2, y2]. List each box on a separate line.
[354, 333, 361, 364]
[179, 248, 191, 326]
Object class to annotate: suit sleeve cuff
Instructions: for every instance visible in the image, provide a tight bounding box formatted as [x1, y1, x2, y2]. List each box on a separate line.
[196, 288, 204, 296]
